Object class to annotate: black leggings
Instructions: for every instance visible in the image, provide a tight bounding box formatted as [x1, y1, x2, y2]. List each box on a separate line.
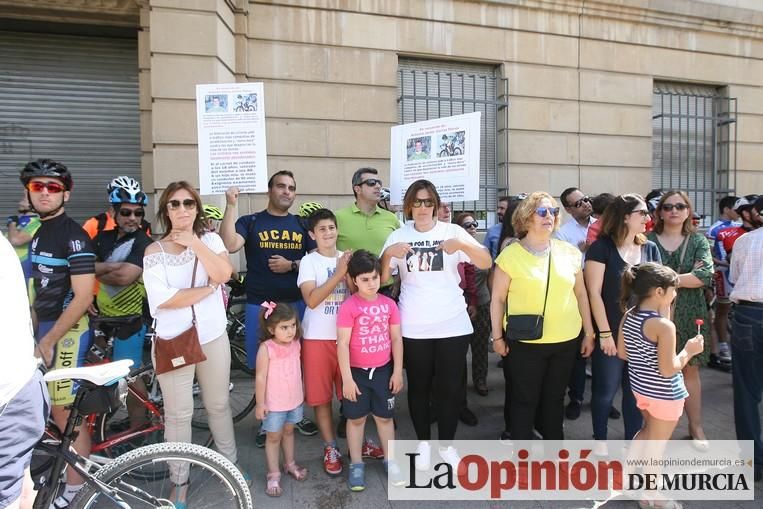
[404, 335, 470, 441]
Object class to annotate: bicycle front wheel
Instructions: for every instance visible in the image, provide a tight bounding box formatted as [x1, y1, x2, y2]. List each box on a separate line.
[70, 442, 253, 509]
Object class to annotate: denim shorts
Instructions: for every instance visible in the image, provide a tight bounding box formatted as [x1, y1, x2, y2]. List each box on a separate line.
[261, 404, 304, 433]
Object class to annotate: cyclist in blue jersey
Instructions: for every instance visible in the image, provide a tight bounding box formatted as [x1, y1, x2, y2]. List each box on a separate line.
[21, 159, 96, 507]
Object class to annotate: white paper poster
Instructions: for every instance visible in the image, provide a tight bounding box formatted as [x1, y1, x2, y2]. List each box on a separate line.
[196, 82, 267, 195]
[389, 112, 481, 205]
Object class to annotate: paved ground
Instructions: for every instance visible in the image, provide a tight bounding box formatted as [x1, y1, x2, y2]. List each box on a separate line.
[230, 355, 761, 508]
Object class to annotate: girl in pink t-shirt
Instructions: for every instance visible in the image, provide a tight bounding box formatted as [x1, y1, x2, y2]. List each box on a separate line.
[254, 302, 308, 497]
[337, 250, 404, 491]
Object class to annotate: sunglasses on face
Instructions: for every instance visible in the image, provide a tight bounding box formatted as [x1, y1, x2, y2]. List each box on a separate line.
[27, 181, 65, 194]
[572, 196, 591, 208]
[535, 207, 560, 218]
[630, 209, 649, 217]
[360, 178, 383, 187]
[461, 221, 478, 229]
[118, 208, 145, 218]
[661, 203, 688, 212]
[412, 198, 435, 208]
[167, 199, 197, 211]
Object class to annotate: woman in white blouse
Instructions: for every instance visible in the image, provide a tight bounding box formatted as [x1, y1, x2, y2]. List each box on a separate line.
[143, 181, 241, 506]
[380, 179, 491, 469]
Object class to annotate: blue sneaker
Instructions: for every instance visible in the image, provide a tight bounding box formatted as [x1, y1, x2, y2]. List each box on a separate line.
[348, 463, 365, 492]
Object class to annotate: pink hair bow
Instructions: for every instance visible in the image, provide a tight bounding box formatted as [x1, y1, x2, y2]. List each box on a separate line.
[261, 301, 277, 319]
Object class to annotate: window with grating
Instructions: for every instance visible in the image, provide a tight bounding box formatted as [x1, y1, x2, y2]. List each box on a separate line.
[397, 59, 508, 227]
[652, 82, 737, 226]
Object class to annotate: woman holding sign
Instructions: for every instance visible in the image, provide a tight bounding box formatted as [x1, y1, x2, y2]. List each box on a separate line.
[380, 179, 490, 470]
[490, 191, 595, 441]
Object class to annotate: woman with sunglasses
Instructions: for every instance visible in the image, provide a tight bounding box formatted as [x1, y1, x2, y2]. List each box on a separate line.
[490, 192, 594, 441]
[585, 194, 661, 451]
[143, 181, 246, 507]
[454, 213, 491, 396]
[647, 191, 713, 450]
[380, 180, 491, 469]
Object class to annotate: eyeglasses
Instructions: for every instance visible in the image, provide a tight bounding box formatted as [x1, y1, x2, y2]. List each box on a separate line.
[631, 209, 649, 217]
[572, 196, 591, 208]
[26, 181, 65, 194]
[167, 199, 197, 211]
[118, 208, 145, 218]
[661, 203, 689, 212]
[535, 207, 560, 218]
[412, 198, 435, 208]
[359, 178, 383, 187]
[461, 221, 478, 229]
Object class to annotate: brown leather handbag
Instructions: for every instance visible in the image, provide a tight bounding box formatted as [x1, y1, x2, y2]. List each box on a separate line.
[153, 255, 208, 375]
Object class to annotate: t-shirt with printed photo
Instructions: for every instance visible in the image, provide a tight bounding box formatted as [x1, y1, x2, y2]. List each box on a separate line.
[381, 220, 482, 338]
[297, 250, 349, 340]
[336, 293, 400, 369]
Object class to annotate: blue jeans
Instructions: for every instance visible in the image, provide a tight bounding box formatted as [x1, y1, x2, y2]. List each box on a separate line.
[591, 344, 642, 440]
[730, 303, 763, 470]
[245, 300, 306, 369]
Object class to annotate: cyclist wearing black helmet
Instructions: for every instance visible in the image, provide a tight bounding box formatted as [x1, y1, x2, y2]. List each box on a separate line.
[21, 158, 96, 506]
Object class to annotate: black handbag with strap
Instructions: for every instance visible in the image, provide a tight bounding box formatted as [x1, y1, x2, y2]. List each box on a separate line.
[503, 249, 552, 342]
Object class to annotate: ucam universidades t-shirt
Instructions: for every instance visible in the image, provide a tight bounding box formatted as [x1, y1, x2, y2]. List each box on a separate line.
[381, 220, 482, 339]
[297, 250, 349, 340]
[336, 293, 400, 368]
[235, 211, 313, 303]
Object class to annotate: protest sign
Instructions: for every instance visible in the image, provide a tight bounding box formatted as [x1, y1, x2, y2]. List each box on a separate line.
[196, 82, 267, 195]
[389, 112, 481, 205]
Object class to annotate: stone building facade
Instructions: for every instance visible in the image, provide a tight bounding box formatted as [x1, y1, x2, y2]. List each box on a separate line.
[1, 0, 761, 225]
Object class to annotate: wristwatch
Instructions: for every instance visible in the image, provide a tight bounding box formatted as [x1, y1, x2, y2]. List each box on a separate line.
[291, 261, 298, 272]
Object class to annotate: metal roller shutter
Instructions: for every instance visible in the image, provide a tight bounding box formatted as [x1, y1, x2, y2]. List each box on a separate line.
[0, 30, 139, 222]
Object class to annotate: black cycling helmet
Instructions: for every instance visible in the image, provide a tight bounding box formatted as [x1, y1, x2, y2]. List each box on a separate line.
[20, 159, 73, 190]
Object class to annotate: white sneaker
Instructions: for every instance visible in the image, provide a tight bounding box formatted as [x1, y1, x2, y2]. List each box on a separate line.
[438, 446, 462, 472]
[593, 441, 609, 457]
[415, 441, 431, 471]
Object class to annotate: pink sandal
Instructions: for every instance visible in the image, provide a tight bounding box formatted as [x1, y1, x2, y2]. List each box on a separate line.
[265, 472, 282, 497]
[284, 461, 308, 481]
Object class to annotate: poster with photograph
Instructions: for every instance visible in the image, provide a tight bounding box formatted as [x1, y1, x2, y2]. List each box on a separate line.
[196, 82, 267, 195]
[389, 112, 481, 205]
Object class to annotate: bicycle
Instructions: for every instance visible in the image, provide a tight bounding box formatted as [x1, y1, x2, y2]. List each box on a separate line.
[33, 360, 253, 509]
[88, 314, 255, 435]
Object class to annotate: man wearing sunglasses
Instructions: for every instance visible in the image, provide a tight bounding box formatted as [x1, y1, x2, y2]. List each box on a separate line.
[83, 176, 152, 240]
[556, 187, 594, 252]
[20, 159, 96, 506]
[91, 186, 152, 414]
[334, 167, 400, 439]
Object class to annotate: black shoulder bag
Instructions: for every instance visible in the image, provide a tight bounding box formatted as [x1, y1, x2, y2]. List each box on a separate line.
[503, 250, 552, 341]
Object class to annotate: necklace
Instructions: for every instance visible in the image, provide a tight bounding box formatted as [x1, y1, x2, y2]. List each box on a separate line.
[520, 239, 551, 257]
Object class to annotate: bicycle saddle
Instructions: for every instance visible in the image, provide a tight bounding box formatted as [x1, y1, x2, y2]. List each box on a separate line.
[43, 359, 133, 386]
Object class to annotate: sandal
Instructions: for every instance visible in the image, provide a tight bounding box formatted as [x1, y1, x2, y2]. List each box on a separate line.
[284, 461, 308, 481]
[265, 472, 282, 497]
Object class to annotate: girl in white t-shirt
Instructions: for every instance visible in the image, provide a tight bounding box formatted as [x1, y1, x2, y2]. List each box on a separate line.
[380, 179, 491, 470]
[143, 181, 246, 506]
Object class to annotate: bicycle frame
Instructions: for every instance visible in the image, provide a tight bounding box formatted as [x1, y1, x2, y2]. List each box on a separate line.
[87, 379, 164, 464]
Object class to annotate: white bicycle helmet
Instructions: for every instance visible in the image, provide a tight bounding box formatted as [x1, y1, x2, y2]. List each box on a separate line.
[107, 176, 142, 196]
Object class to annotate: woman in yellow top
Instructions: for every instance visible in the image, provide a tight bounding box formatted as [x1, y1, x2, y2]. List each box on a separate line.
[490, 191, 595, 440]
